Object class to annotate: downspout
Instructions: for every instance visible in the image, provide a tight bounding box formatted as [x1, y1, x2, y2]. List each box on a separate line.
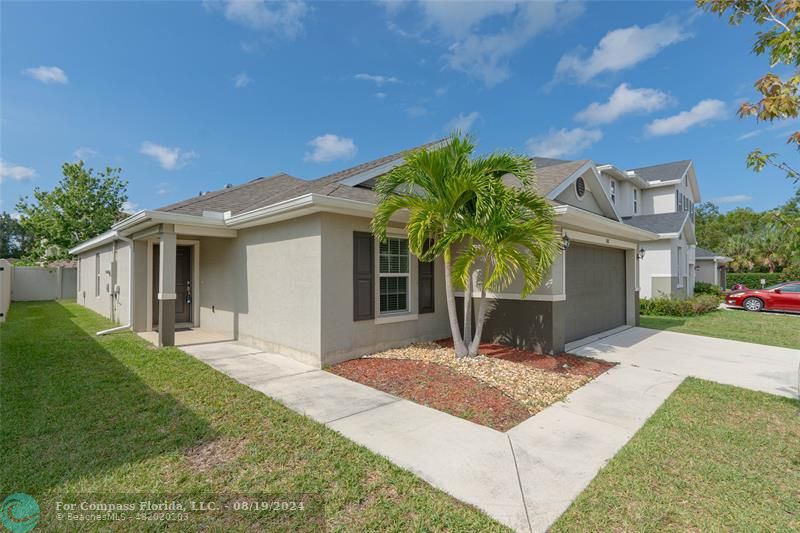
[97, 234, 135, 336]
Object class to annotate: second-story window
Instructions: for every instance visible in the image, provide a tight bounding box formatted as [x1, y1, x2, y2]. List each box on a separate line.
[633, 189, 638, 214]
[676, 191, 680, 211]
[610, 180, 616, 203]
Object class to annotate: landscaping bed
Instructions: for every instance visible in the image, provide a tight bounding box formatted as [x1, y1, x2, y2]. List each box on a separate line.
[329, 342, 614, 431]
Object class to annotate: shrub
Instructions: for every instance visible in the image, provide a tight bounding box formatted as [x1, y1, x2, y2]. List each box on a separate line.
[640, 294, 720, 317]
[694, 281, 722, 297]
[725, 272, 785, 289]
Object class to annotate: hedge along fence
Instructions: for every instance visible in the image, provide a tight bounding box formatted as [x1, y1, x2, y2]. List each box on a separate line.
[725, 272, 788, 290]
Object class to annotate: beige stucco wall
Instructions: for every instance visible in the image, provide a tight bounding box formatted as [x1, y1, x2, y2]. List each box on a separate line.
[319, 212, 451, 366]
[232, 216, 323, 366]
[76, 242, 130, 324]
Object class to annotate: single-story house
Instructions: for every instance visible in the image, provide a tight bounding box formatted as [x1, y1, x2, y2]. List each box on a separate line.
[70, 141, 658, 366]
[695, 246, 731, 289]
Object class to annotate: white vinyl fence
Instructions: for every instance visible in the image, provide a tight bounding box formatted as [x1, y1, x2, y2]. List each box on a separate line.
[6, 265, 78, 302]
[0, 260, 10, 322]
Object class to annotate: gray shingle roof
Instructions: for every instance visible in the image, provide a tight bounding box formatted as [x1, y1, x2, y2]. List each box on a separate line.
[629, 160, 691, 182]
[621, 212, 689, 234]
[157, 173, 305, 216]
[695, 246, 722, 259]
[531, 157, 573, 169]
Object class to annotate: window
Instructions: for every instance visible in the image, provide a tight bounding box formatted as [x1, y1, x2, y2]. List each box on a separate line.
[677, 246, 683, 286]
[95, 253, 100, 297]
[780, 283, 800, 293]
[676, 191, 680, 211]
[633, 189, 638, 214]
[379, 237, 410, 313]
[609, 180, 616, 203]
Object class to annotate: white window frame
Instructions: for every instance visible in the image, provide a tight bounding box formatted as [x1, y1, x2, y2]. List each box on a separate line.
[676, 246, 684, 288]
[609, 180, 616, 203]
[378, 235, 411, 316]
[633, 189, 638, 214]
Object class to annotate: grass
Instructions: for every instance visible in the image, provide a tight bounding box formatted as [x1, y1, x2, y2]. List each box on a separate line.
[641, 308, 800, 349]
[553, 378, 800, 531]
[0, 301, 506, 531]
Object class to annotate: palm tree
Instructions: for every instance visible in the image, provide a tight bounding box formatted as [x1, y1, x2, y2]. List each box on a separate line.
[371, 133, 559, 357]
[724, 234, 756, 272]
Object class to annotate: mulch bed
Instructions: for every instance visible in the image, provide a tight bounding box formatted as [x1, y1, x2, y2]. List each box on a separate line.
[328, 341, 615, 432]
[329, 358, 532, 432]
[435, 340, 614, 378]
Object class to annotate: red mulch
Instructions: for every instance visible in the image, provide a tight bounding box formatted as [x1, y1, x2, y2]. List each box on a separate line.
[329, 358, 531, 432]
[435, 339, 615, 378]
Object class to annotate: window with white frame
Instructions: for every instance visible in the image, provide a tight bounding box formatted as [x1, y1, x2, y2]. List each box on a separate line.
[633, 189, 638, 213]
[379, 237, 410, 314]
[677, 246, 683, 285]
[609, 180, 616, 203]
[676, 190, 680, 211]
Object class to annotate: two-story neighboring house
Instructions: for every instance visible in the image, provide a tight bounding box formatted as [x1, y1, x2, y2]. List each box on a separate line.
[595, 160, 700, 298]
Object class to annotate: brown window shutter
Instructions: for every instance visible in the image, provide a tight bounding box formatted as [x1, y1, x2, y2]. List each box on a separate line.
[353, 232, 374, 321]
[418, 240, 434, 314]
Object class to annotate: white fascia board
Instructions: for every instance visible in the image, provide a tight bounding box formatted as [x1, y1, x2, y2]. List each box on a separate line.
[598, 165, 648, 188]
[546, 162, 621, 222]
[554, 205, 658, 242]
[71, 210, 230, 255]
[337, 158, 407, 187]
[224, 193, 408, 229]
[68, 230, 119, 255]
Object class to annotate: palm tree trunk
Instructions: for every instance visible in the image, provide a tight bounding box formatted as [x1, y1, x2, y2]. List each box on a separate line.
[468, 284, 489, 356]
[463, 268, 472, 348]
[443, 248, 469, 357]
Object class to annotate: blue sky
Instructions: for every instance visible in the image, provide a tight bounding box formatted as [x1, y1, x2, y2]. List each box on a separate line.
[2, 0, 797, 215]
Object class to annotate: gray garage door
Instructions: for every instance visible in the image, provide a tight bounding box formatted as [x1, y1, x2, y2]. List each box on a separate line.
[565, 243, 626, 343]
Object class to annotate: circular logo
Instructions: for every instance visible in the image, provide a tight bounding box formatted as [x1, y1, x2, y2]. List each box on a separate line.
[1, 493, 40, 533]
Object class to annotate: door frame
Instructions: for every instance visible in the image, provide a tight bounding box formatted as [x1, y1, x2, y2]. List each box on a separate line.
[146, 239, 200, 331]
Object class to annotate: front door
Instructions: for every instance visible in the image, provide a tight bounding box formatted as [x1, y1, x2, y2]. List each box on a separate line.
[152, 244, 192, 326]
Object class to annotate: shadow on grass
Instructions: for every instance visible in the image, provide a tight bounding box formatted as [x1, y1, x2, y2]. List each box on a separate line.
[0, 301, 213, 494]
[639, 315, 688, 331]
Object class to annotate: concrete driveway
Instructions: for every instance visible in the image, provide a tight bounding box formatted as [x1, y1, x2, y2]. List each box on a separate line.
[571, 327, 800, 399]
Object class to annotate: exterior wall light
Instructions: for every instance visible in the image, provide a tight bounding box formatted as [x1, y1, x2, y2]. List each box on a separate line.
[637, 247, 646, 260]
[561, 234, 571, 251]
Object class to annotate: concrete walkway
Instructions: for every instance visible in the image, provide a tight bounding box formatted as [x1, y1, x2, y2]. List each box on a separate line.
[571, 327, 800, 399]
[180, 340, 683, 532]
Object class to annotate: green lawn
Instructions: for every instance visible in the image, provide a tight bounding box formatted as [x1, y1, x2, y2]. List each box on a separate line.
[641, 309, 800, 349]
[552, 378, 800, 531]
[0, 301, 505, 531]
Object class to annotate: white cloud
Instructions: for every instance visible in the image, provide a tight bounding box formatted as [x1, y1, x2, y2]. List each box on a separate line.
[645, 99, 727, 136]
[405, 105, 427, 118]
[122, 201, 139, 213]
[156, 182, 174, 196]
[204, 0, 308, 37]
[304, 134, 357, 163]
[374, 91, 388, 99]
[73, 147, 98, 160]
[233, 72, 252, 88]
[435, 86, 448, 96]
[0, 160, 36, 183]
[554, 18, 690, 84]
[575, 84, 672, 125]
[712, 194, 752, 204]
[354, 73, 400, 86]
[525, 128, 603, 158]
[444, 1, 584, 87]
[140, 141, 198, 170]
[24, 65, 68, 84]
[737, 130, 760, 141]
[445, 111, 481, 133]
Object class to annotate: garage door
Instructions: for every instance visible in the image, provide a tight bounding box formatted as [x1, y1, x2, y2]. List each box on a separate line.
[565, 243, 626, 343]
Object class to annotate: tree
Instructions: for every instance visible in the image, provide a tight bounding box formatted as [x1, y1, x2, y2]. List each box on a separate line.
[15, 162, 128, 262]
[371, 134, 559, 357]
[697, 0, 800, 186]
[0, 212, 33, 258]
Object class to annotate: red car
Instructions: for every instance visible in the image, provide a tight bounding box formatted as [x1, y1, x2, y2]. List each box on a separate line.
[726, 281, 800, 312]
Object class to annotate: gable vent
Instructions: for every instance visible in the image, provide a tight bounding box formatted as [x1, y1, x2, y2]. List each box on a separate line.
[575, 176, 586, 198]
